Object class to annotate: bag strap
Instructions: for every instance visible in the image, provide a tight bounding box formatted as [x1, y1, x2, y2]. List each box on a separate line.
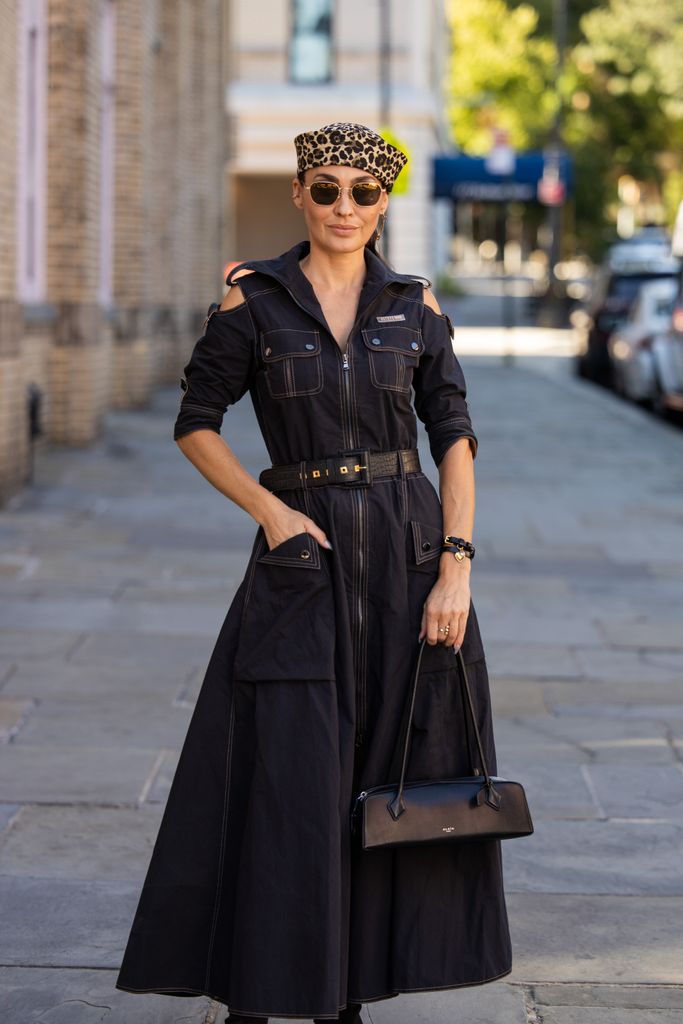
[386, 638, 502, 819]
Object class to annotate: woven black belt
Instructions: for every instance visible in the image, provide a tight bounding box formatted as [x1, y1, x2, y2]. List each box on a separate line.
[259, 448, 421, 491]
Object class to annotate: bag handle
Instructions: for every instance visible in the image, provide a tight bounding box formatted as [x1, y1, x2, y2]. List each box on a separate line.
[386, 638, 502, 819]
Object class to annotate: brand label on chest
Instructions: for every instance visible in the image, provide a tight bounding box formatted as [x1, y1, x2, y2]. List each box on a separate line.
[376, 314, 406, 322]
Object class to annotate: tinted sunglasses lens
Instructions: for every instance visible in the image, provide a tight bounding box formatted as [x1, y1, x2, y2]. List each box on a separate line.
[309, 182, 339, 205]
[352, 183, 382, 206]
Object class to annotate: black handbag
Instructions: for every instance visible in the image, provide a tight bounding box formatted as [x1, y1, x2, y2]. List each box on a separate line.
[351, 637, 534, 849]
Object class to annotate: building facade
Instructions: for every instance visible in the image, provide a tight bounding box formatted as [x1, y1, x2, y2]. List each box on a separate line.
[0, 0, 227, 502]
[226, 0, 452, 280]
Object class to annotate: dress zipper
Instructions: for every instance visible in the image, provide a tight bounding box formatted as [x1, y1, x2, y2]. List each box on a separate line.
[269, 278, 388, 753]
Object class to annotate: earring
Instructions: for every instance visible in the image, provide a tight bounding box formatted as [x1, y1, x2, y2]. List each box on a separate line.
[375, 212, 386, 241]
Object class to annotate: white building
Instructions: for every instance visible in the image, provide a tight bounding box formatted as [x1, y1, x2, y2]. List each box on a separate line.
[225, 0, 452, 281]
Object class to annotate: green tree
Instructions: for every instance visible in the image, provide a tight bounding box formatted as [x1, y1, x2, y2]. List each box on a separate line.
[446, 0, 557, 153]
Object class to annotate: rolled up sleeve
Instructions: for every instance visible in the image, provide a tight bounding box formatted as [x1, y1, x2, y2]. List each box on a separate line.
[412, 305, 478, 466]
[173, 302, 256, 441]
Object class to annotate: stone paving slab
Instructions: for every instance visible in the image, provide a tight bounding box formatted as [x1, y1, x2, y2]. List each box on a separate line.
[0, 697, 35, 740]
[352, 984, 527, 1024]
[497, 713, 675, 763]
[69, 631, 212, 670]
[145, 749, 181, 803]
[11, 694, 192, 747]
[494, 758, 600, 819]
[0, 966, 211, 1024]
[0, 597, 227, 637]
[0, 876, 140, 966]
[502, 819, 683, 894]
[1, 660, 195, 699]
[484, 643, 582, 679]
[597, 618, 683, 650]
[0, 745, 163, 804]
[0, 629, 81, 660]
[0, 803, 20, 835]
[0, 804, 164, 881]
[536, 1007, 683, 1023]
[584, 763, 683, 820]
[488, 677, 549, 716]
[531, 982, 683, 1010]
[506, 893, 683, 983]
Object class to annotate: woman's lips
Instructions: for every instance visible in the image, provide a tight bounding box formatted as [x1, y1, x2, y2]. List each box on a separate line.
[328, 225, 357, 233]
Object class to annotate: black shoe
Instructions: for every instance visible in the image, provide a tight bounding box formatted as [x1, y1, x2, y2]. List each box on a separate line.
[225, 1016, 268, 1024]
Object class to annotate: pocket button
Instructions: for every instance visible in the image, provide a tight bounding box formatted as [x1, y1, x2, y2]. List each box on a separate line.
[300, 549, 311, 560]
[304, 343, 316, 351]
[371, 337, 381, 345]
[411, 341, 420, 350]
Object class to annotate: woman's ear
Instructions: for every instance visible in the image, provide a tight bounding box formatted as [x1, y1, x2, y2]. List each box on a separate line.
[291, 176, 304, 210]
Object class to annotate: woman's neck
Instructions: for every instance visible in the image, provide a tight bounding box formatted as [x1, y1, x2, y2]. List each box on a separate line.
[298, 241, 367, 293]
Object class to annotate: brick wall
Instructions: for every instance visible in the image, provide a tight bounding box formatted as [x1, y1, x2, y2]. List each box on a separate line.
[0, 0, 228, 502]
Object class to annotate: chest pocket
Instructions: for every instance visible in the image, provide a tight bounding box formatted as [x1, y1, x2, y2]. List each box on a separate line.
[260, 328, 323, 399]
[361, 325, 424, 393]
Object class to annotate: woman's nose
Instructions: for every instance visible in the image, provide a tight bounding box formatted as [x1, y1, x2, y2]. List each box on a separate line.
[334, 189, 355, 214]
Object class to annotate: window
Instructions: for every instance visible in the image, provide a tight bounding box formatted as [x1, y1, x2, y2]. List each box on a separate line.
[289, 0, 333, 84]
[17, 0, 47, 303]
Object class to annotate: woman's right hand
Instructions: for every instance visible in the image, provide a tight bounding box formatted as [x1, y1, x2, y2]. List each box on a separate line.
[260, 501, 332, 552]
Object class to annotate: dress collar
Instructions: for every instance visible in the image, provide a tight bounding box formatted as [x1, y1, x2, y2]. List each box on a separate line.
[228, 239, 424, 330]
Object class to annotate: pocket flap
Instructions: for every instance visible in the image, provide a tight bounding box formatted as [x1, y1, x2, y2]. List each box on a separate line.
[257, 530, 322, 569]
[362, 325, 424, 356]
[409, 520, 443, 564]
[260, 329, 321, 362]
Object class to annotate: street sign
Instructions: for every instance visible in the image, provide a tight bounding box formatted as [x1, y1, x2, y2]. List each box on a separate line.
[433, 151, 573, 204]
[537, 177, 566, 206]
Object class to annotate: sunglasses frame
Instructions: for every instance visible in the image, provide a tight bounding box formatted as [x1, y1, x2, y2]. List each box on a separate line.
[303, 181, 386, 207]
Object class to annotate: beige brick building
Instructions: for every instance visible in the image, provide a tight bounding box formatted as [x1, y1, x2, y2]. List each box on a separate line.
[226, 0, 452, 279]
[0, 0, 227, 502]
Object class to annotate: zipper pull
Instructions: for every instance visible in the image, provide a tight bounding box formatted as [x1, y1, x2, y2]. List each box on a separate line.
[202, 302, 221, 331]
[342, 351, 349, 370]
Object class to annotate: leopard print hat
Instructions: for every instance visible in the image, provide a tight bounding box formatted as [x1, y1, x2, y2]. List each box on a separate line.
[293, 122, 408, 192]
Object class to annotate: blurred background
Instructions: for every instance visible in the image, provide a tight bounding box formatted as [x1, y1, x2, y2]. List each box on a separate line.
[2, 0, 683, 500]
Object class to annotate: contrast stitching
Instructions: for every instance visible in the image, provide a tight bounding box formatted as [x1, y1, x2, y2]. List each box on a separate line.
[204, 681, 236, 991]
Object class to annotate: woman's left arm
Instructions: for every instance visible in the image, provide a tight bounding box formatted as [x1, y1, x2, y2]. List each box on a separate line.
[419, 436, 474, 647]
[414, 287, 476, 648]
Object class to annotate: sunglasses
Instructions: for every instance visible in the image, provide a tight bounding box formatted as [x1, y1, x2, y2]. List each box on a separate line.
[303, 181, 385, 207]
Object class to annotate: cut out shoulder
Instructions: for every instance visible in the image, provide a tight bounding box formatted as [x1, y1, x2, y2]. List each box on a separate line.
[219, 280, 249, 311]
[422, 285, 442, 315]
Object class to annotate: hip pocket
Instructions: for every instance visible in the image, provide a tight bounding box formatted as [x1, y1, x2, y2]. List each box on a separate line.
[233, 531, 336, 682]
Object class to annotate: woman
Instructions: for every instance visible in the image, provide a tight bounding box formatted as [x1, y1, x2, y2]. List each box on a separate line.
[115, 122, 512, 1022]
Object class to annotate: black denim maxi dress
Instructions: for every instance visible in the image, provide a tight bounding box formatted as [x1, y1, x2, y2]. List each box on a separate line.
[115, 239, 513, 1018]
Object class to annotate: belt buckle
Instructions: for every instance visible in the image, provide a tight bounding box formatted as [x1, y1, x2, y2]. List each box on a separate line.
[335, 448, 372, 486]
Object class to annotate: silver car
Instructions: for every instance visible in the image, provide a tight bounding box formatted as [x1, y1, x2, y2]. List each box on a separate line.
[608, 277, 681, 414]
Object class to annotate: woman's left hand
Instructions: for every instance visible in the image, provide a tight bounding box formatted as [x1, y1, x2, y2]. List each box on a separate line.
[418, 556, 471, 648]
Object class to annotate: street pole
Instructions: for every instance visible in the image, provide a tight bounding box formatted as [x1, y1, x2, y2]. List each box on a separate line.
[547, 0, 567, 320]
[379, 0, 391, 255]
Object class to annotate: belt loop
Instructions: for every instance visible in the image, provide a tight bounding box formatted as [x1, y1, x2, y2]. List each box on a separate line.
[299, 459, 308, 491]
[398, 448, 408, 480]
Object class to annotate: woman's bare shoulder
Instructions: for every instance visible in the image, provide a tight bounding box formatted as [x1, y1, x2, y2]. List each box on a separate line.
[219, 268, 255, 311]
[422, 285, 442, 315]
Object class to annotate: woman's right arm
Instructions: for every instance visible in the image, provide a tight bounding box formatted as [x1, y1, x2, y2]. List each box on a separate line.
[175, 282, 331, 551]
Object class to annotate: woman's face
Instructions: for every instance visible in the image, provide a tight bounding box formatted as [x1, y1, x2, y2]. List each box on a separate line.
[291, 164, 389, 253]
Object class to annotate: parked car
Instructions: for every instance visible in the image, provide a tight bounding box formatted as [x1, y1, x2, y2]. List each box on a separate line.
[607, 278, 677, 405]
[574, 246, 681, 387]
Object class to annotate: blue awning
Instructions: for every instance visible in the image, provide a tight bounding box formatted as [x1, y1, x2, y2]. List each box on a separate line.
[433, 151, 573, 202]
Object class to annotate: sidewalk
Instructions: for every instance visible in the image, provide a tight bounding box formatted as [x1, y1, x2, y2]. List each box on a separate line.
[1, 348, 682, 1023]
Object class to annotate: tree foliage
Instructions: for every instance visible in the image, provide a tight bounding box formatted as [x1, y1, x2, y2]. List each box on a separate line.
[445, 0, 683, 259]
